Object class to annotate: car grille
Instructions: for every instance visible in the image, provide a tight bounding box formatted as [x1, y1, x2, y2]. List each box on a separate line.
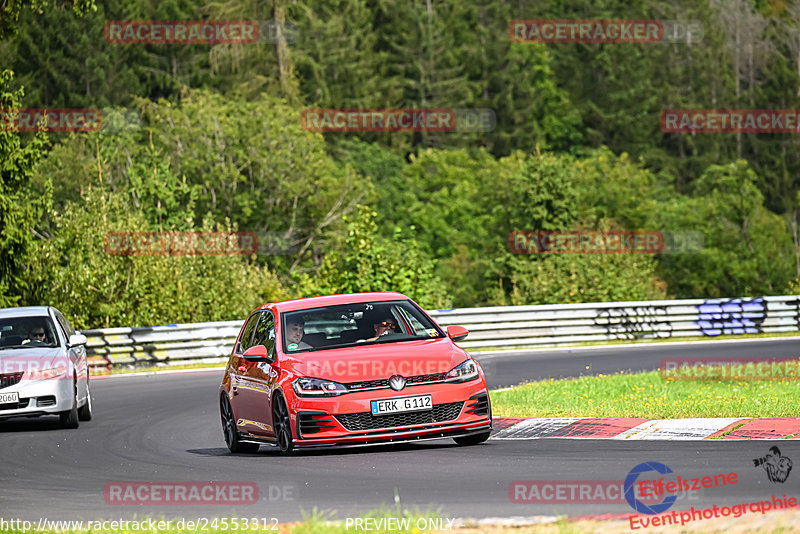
[407, 372, 449, 384]
[0, 398, 30, 411]
[335, 401, 463, 431]
[344, 372, 450, 390]
[0, 372, 23, 389]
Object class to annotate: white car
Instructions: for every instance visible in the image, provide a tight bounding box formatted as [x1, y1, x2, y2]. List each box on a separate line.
[0, 306, 93, 428]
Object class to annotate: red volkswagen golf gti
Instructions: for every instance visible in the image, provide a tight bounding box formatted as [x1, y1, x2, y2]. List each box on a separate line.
[219, 292, 492, 454]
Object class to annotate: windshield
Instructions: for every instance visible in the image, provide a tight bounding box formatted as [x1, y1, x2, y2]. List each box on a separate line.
[0, 316, 60, 350]
[281, 300, 444, 353]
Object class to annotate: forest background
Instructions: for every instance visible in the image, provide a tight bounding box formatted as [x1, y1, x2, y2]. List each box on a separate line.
[2, 0, 800, 329]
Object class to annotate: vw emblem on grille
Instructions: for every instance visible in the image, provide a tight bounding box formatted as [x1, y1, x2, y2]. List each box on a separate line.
[389, 375, 406, 391]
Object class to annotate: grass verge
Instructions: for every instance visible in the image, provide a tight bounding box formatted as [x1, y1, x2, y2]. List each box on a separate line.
[490, 370, 800, 418]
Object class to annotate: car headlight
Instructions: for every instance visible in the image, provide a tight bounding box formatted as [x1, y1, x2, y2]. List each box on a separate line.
[27, 365, 67, 381]
[292, 377, 349, 397]
[446, 359, 479, 382]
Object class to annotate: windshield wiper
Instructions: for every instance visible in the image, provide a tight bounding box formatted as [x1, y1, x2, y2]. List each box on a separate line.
[290, 335, 432, 353]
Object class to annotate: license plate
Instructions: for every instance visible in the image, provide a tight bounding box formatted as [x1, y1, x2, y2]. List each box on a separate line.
[371, 394, 432, 416]
[0, 391, 19, 404]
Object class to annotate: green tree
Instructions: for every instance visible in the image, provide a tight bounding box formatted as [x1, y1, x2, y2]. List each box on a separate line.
[507, 254, 668, 305]
[300, 205, 451, 309]
[656, 160, 794, 297]
[26, 187, 289, 328]
[0, 1, 144, 109]
[0, 0, 95, 40]
[126, 133, 197, 231]
[0, 71, 52, 307]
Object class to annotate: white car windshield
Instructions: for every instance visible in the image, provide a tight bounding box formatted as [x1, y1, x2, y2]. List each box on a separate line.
[0, 317, 60, 349]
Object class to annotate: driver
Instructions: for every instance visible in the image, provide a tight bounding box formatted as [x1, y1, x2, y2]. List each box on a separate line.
[285, 316, 313, 351]
[22, 326, 47, 345]
[365, 318, 399, 341]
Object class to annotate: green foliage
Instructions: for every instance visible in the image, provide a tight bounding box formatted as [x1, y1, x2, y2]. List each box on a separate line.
[293, 0, 393, 109]
[494, 151, 580, 233]
[298, 205, 451, 309]
[0, 0, 95, 40]
[0, 1, 143, 109]
[0, 70, 52, 307]
[656, 160, 794, 297]
[5, 0, 800, 326]
[507, 254, 668, 305]
[138, 90, 374, 272]
[127, 133, 197, 231]
[25, 187, 289, 329]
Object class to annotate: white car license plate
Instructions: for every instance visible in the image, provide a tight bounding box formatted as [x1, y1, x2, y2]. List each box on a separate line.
[371, 394, 432, 416]
[0, 391, 19, 404]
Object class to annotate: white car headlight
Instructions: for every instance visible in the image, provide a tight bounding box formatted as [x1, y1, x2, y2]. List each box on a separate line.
[27, 365, 67, 381]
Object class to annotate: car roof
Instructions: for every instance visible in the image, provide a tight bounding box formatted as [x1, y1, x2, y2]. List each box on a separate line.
[274, 292, 410, 313]
[0, 306, 53, 318]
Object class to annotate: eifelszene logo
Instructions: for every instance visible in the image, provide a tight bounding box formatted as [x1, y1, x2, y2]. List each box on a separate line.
[625, 462, 738, 515]
[624, 462, 678, 515]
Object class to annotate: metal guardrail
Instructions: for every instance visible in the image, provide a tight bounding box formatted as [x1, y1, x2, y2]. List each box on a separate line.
[81, 295, 799, 368]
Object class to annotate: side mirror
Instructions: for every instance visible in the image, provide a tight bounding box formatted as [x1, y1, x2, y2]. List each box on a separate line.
[446, 325, 469, 342]
[68, 334, 88, 347]
[243, 344, 272, 362]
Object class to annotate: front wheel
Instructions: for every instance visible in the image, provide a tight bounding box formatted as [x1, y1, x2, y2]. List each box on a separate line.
[78, 375, 93, 421]
[220, 395, 259, 453]
[453, 431, 490, 446]
[272, 394, 294, 455]
[59, 380, 80, 429]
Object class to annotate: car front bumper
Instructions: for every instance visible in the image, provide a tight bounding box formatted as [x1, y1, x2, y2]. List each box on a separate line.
[286, 380, 491, 447]
[0, 377, 74, 420]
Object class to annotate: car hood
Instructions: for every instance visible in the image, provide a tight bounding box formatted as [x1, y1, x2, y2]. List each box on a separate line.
[0, 347, 63, 373]
[284, 339, 467, 382]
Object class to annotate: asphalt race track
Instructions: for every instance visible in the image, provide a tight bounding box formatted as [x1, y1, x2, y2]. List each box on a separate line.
[2, 338, 799, 523]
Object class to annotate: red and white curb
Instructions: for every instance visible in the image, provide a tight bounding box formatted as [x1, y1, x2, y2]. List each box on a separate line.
[491, 417, 800, 440]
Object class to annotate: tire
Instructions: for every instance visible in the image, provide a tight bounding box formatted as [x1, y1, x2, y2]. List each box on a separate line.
[272, 394, 294, 455]
[453, 431, 491, 446]
[59, 380, 80, 429]
[220, 395, 259, 453]
[78, 375, 93, 421]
